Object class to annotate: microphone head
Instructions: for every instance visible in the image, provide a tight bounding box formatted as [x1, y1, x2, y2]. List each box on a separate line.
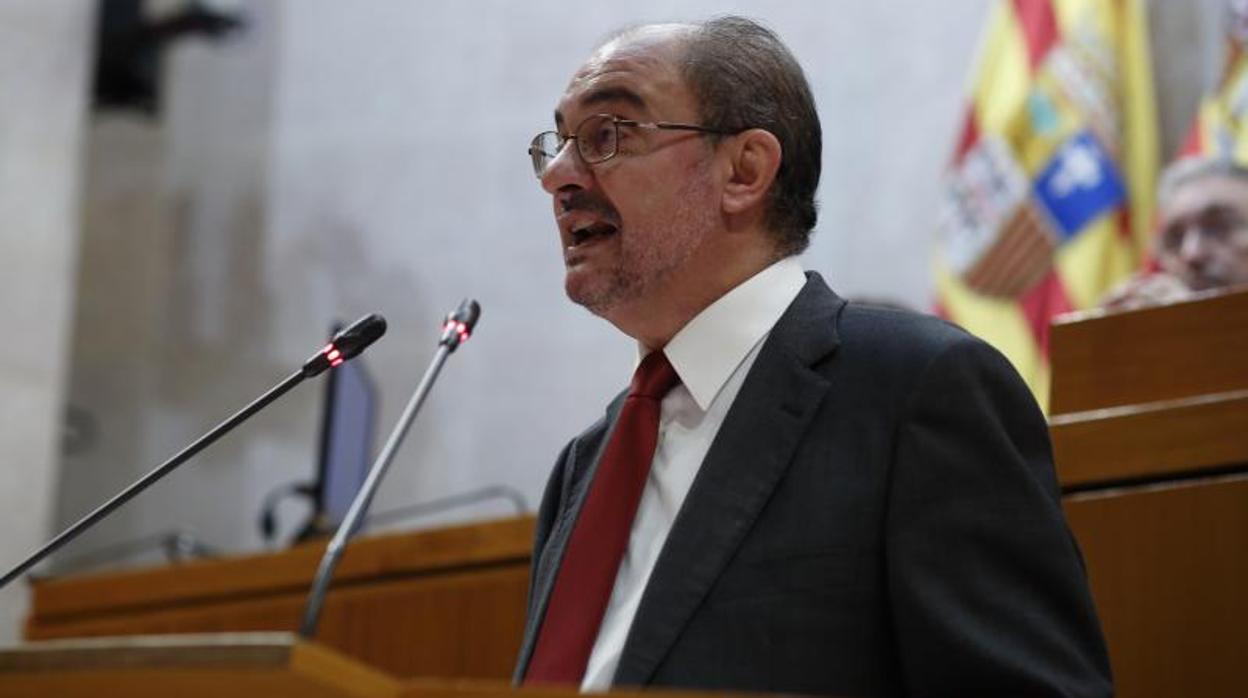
[332, 313, 387, 360]
[452, 299, 481, 333]
[302, 313, 386, 377]
[439, 299, 481, 350]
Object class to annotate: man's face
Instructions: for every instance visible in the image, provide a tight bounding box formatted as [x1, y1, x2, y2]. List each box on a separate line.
[540, 29, 722, 320]
[1157, 173, 1248, 291]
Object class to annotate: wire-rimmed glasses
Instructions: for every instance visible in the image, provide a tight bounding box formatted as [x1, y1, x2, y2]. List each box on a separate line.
[528, 113, 733, 178]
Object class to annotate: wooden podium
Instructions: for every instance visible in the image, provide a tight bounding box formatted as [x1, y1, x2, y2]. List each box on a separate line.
[0, 633, 403, 698]
[0, 633, 721, 698]
[23, 516, 536, 681]
[1050, 288, 1248, 698]
[7, 522, 755, 697]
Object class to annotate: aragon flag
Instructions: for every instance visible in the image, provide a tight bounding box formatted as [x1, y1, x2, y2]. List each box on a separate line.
[932, 0, 1159, 412]
[1180, 0, 1248, 161]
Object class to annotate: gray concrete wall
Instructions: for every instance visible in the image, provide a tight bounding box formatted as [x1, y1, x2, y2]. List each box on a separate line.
[0, 1, 92, 645]
[52, 1, 285, 571]
[39, 0, 1227, 597]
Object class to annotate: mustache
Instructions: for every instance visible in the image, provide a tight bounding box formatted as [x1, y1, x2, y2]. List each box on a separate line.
[561, 191, 619, 224]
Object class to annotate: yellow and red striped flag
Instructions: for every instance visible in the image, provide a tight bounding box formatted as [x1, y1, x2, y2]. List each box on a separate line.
[933, 0, 1159, 411]
[1180, 0, 1248, 161]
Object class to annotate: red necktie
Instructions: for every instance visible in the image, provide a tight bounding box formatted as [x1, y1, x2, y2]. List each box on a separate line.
[524, 351, 681, 685]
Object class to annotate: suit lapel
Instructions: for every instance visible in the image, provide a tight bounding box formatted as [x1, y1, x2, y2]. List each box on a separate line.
[515, 392, 626, 679]
[613, 274, 845, 686]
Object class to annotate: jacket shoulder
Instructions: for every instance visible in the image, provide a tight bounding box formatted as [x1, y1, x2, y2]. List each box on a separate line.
[826, 300, 1037, 416]
[838, 302, 980, 357]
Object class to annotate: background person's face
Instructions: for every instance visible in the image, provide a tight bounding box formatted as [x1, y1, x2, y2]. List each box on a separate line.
[540, 30, 721, 322]
[1157, 173, 1248, 290]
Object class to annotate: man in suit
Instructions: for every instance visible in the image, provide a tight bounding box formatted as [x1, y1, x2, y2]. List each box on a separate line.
[516, 16, 1113, 697]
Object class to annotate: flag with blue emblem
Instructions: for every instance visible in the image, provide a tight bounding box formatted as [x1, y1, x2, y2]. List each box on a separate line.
[933, 0, 1159, 411]
[1034, 131, 1127, 239]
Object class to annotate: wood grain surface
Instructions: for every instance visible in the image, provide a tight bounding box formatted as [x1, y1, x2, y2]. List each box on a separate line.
[1050, 287, 1248, 415]
[1051, 390, 1248, 486]
[26, 517, 535, 680]
[1064, 475, 1248, 698]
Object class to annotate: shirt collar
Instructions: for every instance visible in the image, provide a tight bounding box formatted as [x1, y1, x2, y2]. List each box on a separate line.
[640, 256, 806, 411]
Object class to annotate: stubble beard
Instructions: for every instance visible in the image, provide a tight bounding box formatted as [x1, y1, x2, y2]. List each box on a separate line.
[568, 169, 718, 317]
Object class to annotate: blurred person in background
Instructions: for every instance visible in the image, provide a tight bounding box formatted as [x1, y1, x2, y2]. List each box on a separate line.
[1103, 156, 1248, 309]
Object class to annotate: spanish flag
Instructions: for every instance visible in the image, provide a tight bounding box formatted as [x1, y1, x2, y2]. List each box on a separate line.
[932, 0, 1159, 411]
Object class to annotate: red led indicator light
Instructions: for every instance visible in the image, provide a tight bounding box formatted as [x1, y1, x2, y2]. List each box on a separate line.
[443, 319, 472, 344]
[327, 348, 342, 362]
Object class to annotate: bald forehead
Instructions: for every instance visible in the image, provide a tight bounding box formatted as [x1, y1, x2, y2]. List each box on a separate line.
[1165, 173, 1248, 215]
[554, 24, 696, 128]
[593, 23, 695, 60]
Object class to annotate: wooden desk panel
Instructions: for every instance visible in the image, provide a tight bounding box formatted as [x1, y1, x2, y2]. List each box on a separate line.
[0, 634, 767, 698]
[1051, 390, 1248, 486]
[1064, 475, 1248, 698]
[29, 516, 534, 622]
[1049, 288, 1248, 414]
[0, 634, 401, 698]
[26, 517, 536, 680]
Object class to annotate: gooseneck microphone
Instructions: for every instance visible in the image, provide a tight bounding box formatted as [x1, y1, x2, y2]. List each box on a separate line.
[0, 314, 387, 590]
[301, 314, 388, 377]
[300, 299, 480, 638]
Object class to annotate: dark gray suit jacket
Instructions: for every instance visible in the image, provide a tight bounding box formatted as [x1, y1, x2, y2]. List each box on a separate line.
[515, 274, 1112, 697]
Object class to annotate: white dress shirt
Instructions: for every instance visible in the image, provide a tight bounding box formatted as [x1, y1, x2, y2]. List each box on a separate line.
[580, 256, 807, 691]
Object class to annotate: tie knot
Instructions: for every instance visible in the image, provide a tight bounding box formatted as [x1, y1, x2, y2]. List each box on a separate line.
[630, 351, 680, 399]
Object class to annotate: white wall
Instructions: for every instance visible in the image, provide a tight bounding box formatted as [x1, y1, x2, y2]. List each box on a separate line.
[42, 0, 1224, 592]
[0, 2, 92, 645]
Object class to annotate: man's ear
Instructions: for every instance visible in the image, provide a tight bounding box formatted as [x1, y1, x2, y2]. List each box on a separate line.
[721, 128, 782, 216]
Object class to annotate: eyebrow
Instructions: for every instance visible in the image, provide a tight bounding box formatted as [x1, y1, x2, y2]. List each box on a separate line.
[554, 86, 648, 128]
[1167, 204, 1241, 224]
[1163, 204, 1245, 233]
[1198, 204, 1242, 218]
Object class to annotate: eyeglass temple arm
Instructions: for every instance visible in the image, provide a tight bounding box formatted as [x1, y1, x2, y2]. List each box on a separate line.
[637, 120, 734, 135]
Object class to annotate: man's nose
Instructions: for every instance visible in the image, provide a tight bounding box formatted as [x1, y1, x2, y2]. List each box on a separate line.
[540, 140, 592, 195]
[1178, 225, 1212, 265]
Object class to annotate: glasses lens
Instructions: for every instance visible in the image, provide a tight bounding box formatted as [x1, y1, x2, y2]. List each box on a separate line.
[529, 132, 559, 177]
[577, 115, 616, 164]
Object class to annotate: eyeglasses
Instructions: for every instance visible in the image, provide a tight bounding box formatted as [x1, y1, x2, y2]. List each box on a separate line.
[1160, 209, 1248, 254]
[528, 113, 733, 178]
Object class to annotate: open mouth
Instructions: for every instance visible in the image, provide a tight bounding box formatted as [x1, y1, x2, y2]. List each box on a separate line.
[570, 221, 619, 247]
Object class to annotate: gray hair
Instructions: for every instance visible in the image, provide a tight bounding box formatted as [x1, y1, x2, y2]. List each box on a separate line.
[603, 17, 822, 256]
[679, 16, 822, 256]
[1158, 156, 1248, 205]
